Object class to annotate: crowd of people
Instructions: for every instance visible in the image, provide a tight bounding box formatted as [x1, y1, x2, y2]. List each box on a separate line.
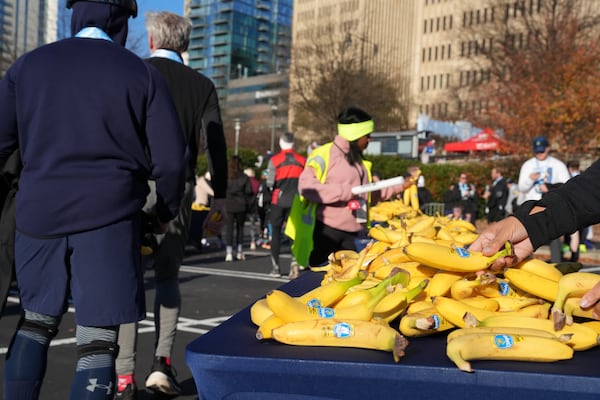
[1, 1, 600, 399]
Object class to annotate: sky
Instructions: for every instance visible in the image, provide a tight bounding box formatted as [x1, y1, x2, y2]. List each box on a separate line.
[127, 0, 185, 57]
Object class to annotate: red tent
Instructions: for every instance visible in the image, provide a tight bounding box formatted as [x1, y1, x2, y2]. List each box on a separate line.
[444, 128, 507, 153]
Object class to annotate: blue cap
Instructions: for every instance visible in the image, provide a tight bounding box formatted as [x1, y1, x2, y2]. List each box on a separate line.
[532, 136, 549, 153]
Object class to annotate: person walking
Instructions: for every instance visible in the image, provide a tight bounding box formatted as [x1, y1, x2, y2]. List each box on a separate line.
[224, 156, 254, 261]
[444, 172, 478, 222]
[483, 167, 509, 223]
[0, 1, 188, 399]
[266, 132, 306, 278]
[114, 11, 228, 399]
[517, 136, 570, 262]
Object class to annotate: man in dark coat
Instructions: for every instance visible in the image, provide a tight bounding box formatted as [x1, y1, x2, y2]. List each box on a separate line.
[0, 1, 187, 398]
[114, 11, 228, 399]
[484, 167, 509, 223]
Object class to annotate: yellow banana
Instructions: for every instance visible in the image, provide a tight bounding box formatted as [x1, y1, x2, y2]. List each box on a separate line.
[446, 331, 573, 372]
[424, 271, 465, 298]
[403, 241, 513, 273]
[372, 279, 429, 323]
[271, 319, 410, 362]
[372, 261, 436, 282]
[493, 296, 546, 312]
[515, 258, 563, 282]
[479, 314, 600, 351]
[444, 219, 477, 233]
[551, 272, 600, 331]
[406, 299, 436, 314]
[367, 248, 411, 272]
[250, 298, 274, 326]
[459, 296, 499, 312]
[433, 296, 549, 329]
[298, 271, 366, 307]
[447, 326, 569, 343]
[476, 278, 522, 298]
[581, 321, 600, 334]
[333, 268, 409, 309]
[450, 272, 497, 300]
[266, 289, 322, 323]
[451, 231, 480, 246]
[256, 314, 285, 340]
[563, 297, 598, 325]
[399, 308, 455, 337]
[406, 215, 435, 234]
[503, 268, 559, 302]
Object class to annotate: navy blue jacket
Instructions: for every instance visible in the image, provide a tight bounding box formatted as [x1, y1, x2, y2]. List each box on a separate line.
[0, 3, 187, 236]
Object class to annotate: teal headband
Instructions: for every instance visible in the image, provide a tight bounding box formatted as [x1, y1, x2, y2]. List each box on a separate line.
[338, 120, 374, 142]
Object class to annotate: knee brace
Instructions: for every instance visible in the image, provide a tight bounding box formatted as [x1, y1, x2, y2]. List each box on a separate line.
[18, 316, 59, 345]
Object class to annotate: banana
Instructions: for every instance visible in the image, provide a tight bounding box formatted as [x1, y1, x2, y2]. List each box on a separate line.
[563, 297, 598, 325]
[447, 326, 569, 343]
[271, 319, 410, 362]
[515, 258, 564, 282]
[426, 270, 466, 298]
[298, 271, 366, 307]
[451, 231, 480, 246]
[433, 296, 549, 329]
[445, 331, 573, 372]
[406, 215, 435, 234]
[476, 278, 522, 298]
[372, 261, 436, 282]
[450, 272, 497, 300]
[403, 184, 419, 210]
[256, 314, 285, 340]
[399, 307, 455, 337]
[266, 289, 323, 323]
[334, 269, 409, 309]
[459, 296, 499, 312]
[372, 279, 429, 323]
[479, 314, 600, 351]
[551, 272, 600, 331]
[444, 219, 477, 233]
[367, 248, 412, 272]
[493, 296, 545, 312]
[403, 241, 513, 273]
[581, 321, 600, 334]
[250, 298, 274, 326]
[503, 268, 559, 302]
[406, 299, 436, 314]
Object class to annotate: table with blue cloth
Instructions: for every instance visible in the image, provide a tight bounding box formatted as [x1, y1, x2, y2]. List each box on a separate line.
[186, 271, 600, 400]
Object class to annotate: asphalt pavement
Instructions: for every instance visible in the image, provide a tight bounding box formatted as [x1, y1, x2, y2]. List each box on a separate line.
[0, 235, 296, 400]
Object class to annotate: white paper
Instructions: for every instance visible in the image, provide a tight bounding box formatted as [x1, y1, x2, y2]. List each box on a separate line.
[351, 176, 405, 195]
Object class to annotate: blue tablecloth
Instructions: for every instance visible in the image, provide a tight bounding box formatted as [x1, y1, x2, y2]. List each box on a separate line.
[186, 271, 600, 400]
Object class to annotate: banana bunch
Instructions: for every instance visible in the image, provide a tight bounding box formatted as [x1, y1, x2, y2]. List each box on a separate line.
[369, 199, 419, 222]
[446, 327, 574, 372]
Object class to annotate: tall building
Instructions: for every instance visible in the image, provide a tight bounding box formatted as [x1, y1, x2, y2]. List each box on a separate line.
[186, 0, 293, 103]
[0, 0, 58, 77]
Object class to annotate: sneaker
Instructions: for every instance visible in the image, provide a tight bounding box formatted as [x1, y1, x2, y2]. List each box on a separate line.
[269, 268, 281, 278]
[561, 244, 570, 253]
[145, 356, 182, 396]
[225, 253, 233, 262]
[114, 383, 137, 399]
[288, 262, 300, 280]
[236, 252, 246, 260]
[250, 241, 256, 250]
[579, 244, 587, 253]
[261, 242, 271, 250]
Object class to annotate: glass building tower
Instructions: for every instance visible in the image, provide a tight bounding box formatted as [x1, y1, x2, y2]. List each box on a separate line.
[187, 0, 293, 102]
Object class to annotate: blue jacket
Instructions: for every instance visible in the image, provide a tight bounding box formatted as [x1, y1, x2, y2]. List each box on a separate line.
[0, 3, 187, 236]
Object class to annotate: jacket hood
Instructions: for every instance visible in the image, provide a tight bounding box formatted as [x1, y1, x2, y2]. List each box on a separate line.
[71, 2, 130, 46]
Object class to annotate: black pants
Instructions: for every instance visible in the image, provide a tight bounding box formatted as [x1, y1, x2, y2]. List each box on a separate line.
[269, 204, 290, 266]
[309, 220, 357, 267]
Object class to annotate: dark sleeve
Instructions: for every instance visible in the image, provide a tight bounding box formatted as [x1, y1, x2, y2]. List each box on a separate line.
[514, 159, 600, 249]
[202, 83, 228, 199]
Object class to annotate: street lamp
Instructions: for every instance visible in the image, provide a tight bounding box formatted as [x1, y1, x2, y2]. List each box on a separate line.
[234, 118, 241, 155]
[345, 33, 378, 73]
[270, 101, 278, 153]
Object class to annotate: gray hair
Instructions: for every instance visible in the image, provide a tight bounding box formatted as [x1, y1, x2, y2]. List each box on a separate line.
[145, 11, 192, 53]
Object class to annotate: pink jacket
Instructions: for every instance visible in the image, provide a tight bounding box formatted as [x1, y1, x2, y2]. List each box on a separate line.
[299, 135, 402, 233]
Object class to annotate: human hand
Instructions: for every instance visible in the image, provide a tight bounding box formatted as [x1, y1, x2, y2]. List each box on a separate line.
[580, 282, 600, 319]
[204, 198, 226, 235]
[469, 216, 533, 272]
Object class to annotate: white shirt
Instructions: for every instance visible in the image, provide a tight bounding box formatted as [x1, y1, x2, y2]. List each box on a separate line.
[518, 155, 570, 202]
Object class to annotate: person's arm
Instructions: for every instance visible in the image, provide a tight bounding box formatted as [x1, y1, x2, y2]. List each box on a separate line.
[145, 67, 188, 224]
[202, 84, 228, 200]
[266, 159, 276, 190]
[298, 164, 353, 204]
[0, 62, 19, 169]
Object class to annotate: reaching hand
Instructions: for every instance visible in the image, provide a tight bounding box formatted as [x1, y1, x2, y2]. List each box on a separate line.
[469, 216, 533, 272]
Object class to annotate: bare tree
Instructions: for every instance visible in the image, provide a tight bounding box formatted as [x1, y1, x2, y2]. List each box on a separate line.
[290, 22, 411, 144]
[455, 0, 600, 155]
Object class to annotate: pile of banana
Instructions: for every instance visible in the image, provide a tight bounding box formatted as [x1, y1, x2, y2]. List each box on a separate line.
[250, 200, 600, 372]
